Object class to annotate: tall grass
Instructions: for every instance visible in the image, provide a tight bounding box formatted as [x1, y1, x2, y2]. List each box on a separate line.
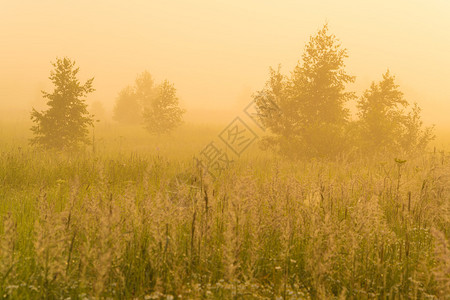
[0, 124, 449, 299]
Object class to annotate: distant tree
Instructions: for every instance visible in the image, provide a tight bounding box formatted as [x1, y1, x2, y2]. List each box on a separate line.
[113, 71, 184, 134]
[254, 66, 303, 156]
[134, 71, 155, 108]
[143, 80, 185, 135]
[357, 70, 407, 152]
[255, 24, 355, 158]
[30, 57, 94, 150]
[400, 103, 434, 153]
[113, 71, 155, 125]
[113, 86, 142, 125]
[357, 70, 434, 153]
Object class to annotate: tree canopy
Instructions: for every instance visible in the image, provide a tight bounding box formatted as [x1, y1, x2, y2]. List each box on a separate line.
[113, 71, 185, 135]
[357, 70, 434, 154]
[113, 86, 142, 125]
[255, 24, 355, 158]
[143, 80, 185, 135]
[255, 24, 433, 159]
[30, 57, 94, 151]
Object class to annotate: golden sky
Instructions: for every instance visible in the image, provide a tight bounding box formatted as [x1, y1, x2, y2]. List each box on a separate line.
[1, 0, 449, 125]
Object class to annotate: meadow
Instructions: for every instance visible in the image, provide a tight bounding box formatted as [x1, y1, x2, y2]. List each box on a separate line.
[0, 121, 449, 299]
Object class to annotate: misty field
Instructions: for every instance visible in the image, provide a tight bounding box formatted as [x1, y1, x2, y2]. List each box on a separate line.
[0, 123, 448, 299]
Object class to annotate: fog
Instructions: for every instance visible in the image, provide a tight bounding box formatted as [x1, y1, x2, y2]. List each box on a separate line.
[1, 0, 449, 126]
[2, 2, 450, 297]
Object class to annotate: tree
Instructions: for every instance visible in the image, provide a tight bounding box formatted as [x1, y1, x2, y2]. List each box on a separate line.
[400, 103, 434, 153]
[357, 70, 407, 152]
[357, 70, 434, 153]
[112, 86, 142, 125]
[113, 71, 155, 125]
[30, 57, 94, 151]
[254, 66, 303, 156]
[113, 71, 184, 134]
[143, 80, 185, 135]
[135, 71, 155, 108]
[255, 24, 355, 158]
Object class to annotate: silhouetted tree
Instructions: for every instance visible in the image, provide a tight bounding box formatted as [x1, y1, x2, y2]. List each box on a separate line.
[30, 57, 94, 150]
[400, 103, 434, 152]
[143, 80, 185, 135]
[357, 70, 406, 152]
[135, 71, 155, 108]
[113, 71, 155, 125]
[113, 86, 142, 124]
[254, 66, 303, 156]
[255, 24, 355, 158]
[357, 70, 433, 153]
[293, 24, 355, 157]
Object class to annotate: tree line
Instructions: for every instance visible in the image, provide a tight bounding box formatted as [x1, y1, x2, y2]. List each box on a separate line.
[112, 71, 185, 136]
[30, 24, 433, 157]
[30, 59, 185, 151]
[254, 24, 434, 158]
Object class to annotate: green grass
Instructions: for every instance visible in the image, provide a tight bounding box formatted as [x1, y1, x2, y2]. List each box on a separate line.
[0, 122, 449, 299]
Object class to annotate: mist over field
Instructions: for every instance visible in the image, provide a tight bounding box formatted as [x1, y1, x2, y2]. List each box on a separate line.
[1, 1, 450, 299]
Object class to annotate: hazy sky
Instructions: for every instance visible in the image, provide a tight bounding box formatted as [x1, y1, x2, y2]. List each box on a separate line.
[1, 0, 449, 125]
